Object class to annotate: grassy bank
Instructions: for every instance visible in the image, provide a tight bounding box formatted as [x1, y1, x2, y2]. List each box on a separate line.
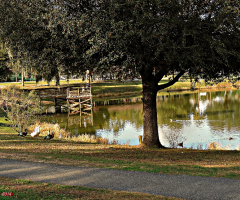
[0, 118, 239, 180]
[1, 78, 240, 98]
[0, 177, 181, 200]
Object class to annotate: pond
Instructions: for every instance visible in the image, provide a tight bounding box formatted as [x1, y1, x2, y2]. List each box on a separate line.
[41, 90, 240, 150]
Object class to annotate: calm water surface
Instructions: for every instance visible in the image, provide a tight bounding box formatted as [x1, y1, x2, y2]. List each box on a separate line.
[43, 90, 240, 149]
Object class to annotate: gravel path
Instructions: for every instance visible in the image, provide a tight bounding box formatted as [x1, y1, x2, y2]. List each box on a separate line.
[0, 158, 239, 200]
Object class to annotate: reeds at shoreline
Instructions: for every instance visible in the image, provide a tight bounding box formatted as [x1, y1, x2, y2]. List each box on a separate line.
[28, 122, 118, 145]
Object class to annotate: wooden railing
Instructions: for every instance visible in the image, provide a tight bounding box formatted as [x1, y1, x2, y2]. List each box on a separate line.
[35, 88, 68, 98]
[67, 87, 91, 99]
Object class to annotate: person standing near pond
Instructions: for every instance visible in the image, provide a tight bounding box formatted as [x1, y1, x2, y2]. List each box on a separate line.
[86, 83, 90, 89]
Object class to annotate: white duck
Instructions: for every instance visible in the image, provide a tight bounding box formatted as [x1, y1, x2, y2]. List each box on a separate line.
[30, 125, 41, 137]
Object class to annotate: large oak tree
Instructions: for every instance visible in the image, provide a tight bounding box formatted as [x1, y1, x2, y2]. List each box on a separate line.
[1, 0, 240, 147]
[78, 0, 240, 147]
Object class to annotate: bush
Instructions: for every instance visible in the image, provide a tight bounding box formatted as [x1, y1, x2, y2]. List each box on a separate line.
[1, 85, 45, 133]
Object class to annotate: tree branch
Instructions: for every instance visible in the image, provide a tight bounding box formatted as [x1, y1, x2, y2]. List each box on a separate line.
[157, 70, 185, 91]
[155, 69, 168, 83]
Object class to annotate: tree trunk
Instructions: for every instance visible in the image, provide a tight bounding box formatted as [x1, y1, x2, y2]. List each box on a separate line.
[55, 73, 60, 86]
[140, 70, 184, 148]
[142, 78, 164, 148]
[21, 68, 24, 86]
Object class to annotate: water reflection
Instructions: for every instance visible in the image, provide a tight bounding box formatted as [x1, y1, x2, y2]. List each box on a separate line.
[41, 90, 240, 149]
[158, 91, 240, 149]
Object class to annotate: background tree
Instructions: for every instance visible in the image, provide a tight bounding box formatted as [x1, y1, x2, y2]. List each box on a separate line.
[2, 85, 44, 133]
[0, 41, 12, 81]
[0, 0, 66, 85]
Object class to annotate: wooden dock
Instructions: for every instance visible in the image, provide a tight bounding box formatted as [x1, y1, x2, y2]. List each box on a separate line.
[67, 86, 92, 116]
[22, 86, 93, 115]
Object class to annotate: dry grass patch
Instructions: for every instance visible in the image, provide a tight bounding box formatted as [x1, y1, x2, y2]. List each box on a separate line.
[27, 122, 112, 144]
[208, 142, 233, 150]
[28, 122, 64, 138]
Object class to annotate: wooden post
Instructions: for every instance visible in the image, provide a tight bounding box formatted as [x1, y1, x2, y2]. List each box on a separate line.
[138, 135, 143, 145]
[79, 96, 81, 117]
[67, 88, 70, 115]
[55, 98, 62, 113]
[90, 85, 93, 117]
[54, 97, 56, 112]
[79, 116, 82, 127]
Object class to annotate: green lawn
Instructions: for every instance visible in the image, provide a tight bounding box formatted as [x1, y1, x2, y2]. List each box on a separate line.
[1, 79, 238, 99]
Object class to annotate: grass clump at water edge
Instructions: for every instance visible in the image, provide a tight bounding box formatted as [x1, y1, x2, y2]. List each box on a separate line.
[28, 122, 114, 144]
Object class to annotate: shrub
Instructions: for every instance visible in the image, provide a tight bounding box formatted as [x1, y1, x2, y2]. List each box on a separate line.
[1, 85, 45, 133]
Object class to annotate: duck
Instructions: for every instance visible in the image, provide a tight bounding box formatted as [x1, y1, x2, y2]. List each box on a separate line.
[44, 131, 54, 140]
[177, 142, 183, 148]
[59, 133, 62, 139]
[18, 128, 27, 137]
[30, 125, 41, 137]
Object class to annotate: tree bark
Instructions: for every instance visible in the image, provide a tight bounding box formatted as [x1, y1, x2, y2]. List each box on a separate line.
[21, 68, 24, 87]
[55, 73, 60, 86]
[141, 76, 164, 148]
